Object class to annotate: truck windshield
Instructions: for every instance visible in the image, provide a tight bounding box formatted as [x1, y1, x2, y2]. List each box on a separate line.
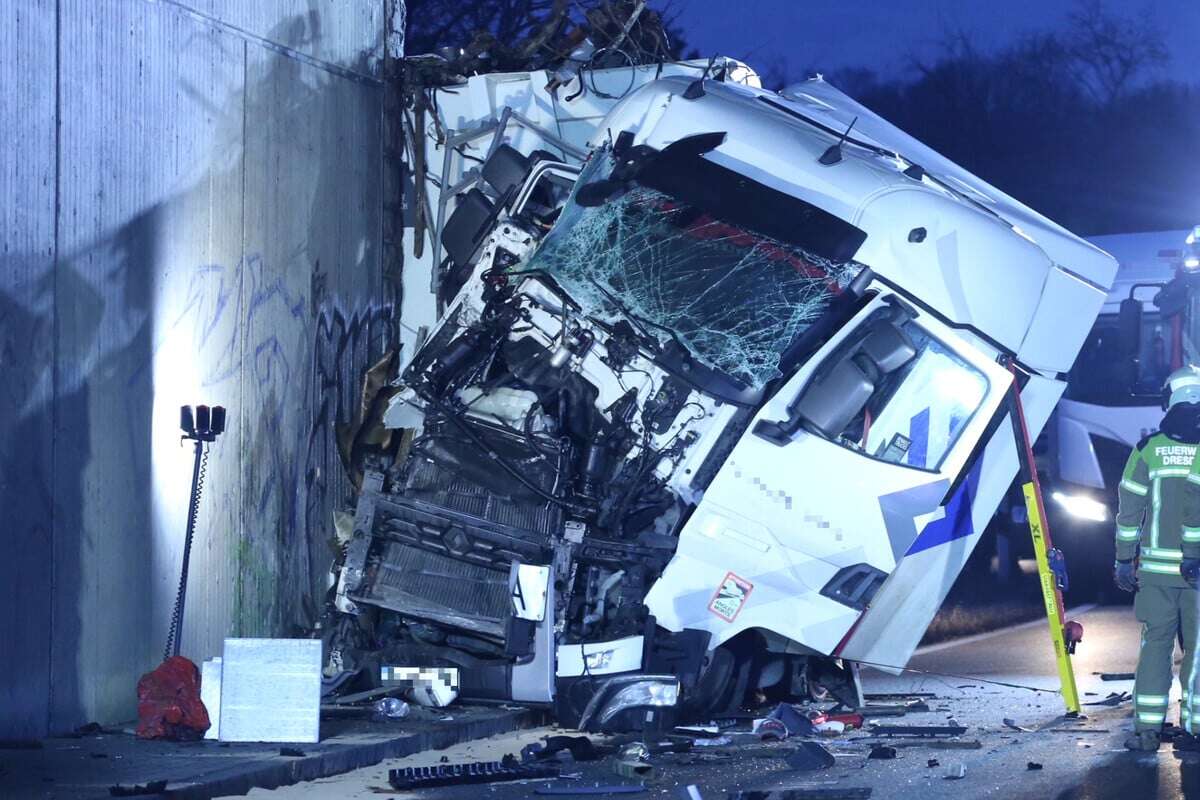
[520, 147, 865, 389]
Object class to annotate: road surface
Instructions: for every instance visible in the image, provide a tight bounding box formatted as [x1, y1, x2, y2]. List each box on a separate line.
[235, 604, 1200, 800]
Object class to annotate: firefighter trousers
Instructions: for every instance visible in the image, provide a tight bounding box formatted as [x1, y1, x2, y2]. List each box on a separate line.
[1134, 583, 1199, 732]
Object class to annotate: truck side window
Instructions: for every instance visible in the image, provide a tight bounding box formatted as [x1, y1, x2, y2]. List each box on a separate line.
[798, 309, 988, 471]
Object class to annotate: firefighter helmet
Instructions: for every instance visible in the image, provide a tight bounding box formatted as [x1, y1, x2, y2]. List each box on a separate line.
[1164, 365, 1200, 410]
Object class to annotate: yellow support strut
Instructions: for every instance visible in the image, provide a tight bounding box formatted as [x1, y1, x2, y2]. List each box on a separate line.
[1008, 363, 1081, 716]
[1021, 482, 1081, 714]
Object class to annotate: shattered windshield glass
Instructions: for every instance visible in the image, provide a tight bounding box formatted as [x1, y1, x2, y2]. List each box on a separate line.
[521, 147, 864, 389]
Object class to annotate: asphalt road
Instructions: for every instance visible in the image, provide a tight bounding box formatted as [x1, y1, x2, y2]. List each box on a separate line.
[236, 604, 1200, 800]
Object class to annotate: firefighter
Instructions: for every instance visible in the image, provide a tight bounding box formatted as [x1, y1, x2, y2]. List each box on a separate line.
[1115, 365, 1200, 751]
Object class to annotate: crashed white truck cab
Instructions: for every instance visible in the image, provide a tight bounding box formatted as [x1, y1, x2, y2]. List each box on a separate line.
[336, 61, 1117, 731]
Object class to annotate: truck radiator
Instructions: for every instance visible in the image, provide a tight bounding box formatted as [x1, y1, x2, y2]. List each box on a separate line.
[354, 540, 511, 638]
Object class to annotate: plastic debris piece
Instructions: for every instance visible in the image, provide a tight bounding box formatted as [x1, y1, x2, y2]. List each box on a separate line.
[868, 745, 897, 760]
[826, 713, 864, 730]
[1099, 673, 1135, 681]
[1027, 761, 1043, 770]
[614, 743, 654, 779]
[927, 758, 940, 768]
[1003, 718, 1033, 732]
[373, 697, 410, 720]
[754, 717, 790, 741]
[523, 735, 607, 762]
[815, 720, 846, 735]
[944, 762, 966, 779]
[109, 780, 168, 797]
[784, 741, 836, 771]
[135, 657, 210, 741]
[1083, 692, 1131, 707]
[768, 703, 819, 737]
[675, 724, 720, 736]
[389, 759, 559, 790]
[681, 786, 703, 800]
[692, 736, 733, 747]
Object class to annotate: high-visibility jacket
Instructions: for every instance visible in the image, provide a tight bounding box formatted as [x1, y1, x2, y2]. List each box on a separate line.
[1116, 433, 1200, 587]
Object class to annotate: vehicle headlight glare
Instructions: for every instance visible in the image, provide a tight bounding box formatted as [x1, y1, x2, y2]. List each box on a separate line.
[1051, 490, 1108, 522]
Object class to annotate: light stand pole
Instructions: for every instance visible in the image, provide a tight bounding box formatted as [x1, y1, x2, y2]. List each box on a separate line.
[164, 404, 226, 661]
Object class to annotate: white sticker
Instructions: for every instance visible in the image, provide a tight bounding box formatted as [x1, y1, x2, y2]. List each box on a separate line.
[510, 562, 550, 621]
[708, 572, 753, 623]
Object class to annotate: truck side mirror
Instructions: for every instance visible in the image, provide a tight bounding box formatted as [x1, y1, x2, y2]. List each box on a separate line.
[1116, 297, 1142, 357]
[1115, 297, 1142, 392]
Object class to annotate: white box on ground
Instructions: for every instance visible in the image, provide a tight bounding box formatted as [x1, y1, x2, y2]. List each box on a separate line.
[200, 657, 222, 741]
[218, 639, 321, 743]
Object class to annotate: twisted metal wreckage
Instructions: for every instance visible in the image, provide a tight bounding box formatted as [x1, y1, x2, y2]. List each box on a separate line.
[318, 2, 1119, 732]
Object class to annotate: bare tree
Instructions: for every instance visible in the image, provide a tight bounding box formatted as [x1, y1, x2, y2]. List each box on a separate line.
[1066, 0, 1169, 103]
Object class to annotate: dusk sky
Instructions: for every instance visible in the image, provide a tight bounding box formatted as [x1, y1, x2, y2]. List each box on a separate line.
[671, 0, 1199, 86]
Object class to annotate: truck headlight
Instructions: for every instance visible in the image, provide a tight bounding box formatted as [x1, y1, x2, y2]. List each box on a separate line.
[595, 679, 679, 727]
[1051, 491, 1108, 522]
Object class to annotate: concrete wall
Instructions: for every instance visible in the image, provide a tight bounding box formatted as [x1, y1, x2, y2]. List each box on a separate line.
[0, 0, 398, 737]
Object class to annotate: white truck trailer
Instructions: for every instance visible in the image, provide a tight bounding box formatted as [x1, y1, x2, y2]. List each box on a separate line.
[333, 58, 1117, 731]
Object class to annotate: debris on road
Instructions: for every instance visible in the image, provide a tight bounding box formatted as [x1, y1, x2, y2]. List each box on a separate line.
[1003, 718, 1033, 732]
[825, 713, 864, 730]
[867, 745, 897, 760]
[1083, 692, 1131, 706]
[1027, 761, 1043, 770]
[692, 736, 733, 747]
[768, 703, 819, 737]
[614, 743, 654, 779]
[944, 762, 967, 779]
[1098, 672, 1135, 681]
[927, 758, 940, 767]
[783, 741, 836, 771]
[523, 735, 609, 762]
[372, 697, 410, 721]
[389, 757, 560, 790]
[279, 747, 305, 758]
[754, 718, 790, 741]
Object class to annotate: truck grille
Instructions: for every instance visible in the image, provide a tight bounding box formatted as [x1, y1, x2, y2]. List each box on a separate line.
[355, 541, 510, 638]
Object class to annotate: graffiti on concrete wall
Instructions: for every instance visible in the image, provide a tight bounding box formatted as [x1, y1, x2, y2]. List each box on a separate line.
[154, 253, 395, 645]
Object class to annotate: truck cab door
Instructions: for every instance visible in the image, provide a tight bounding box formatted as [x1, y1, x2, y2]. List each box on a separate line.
[645, 293, 1012, 655]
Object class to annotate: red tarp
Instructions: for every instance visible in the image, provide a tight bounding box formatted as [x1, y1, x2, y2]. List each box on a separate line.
[135, 656, 211, 740]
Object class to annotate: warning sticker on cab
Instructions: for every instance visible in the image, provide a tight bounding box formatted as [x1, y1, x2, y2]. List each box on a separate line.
[708, 572, 753, 622]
